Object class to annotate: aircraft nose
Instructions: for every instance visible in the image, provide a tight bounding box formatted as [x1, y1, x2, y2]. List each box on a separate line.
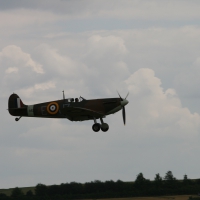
[121, 99, 129, 106]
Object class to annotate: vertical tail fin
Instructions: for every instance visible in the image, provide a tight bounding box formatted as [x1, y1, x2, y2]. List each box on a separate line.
[8, 93, 26, 116]
[8, 93, 25, 109]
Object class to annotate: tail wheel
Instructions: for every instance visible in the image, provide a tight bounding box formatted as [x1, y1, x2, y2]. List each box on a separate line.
[92, 123, 101, 132]
[101, 123, 109, 132]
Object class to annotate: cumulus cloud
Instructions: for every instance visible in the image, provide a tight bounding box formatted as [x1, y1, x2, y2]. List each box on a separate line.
[5, 67, 18, 74]
[0, 9, 61, 29]
[80, 34, 130, 96]
[1, 0, 200, 21]
[124, 68, 200, 137]
[3, 67, 200, 188]
[0, 45, 45, 98]
[0, 45, 44, 74]
[34, 44, 87, 78]
[174, 55, 200, 98]
[18, 81, 56, 99]
[1, 1, 200, 187]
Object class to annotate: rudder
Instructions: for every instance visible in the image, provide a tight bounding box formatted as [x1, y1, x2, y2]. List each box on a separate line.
[8, 93, 27, 116]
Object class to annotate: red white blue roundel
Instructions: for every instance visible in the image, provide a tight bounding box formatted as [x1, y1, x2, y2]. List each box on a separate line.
[47, 102, 59, 115]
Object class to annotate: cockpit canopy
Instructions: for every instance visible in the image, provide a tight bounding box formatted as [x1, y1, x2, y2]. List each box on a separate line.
[65, 96, 85, 103]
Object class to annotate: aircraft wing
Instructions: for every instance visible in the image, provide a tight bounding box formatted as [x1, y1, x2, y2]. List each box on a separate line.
[60, 106, 105, 120]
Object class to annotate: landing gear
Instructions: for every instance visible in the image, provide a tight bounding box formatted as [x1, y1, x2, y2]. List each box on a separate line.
[92, 123, 101, 132]
[101, 123, 109, 132]
[100, 118, 109, 132]
[15, 116, 22, 122]
[92, 117, 109, 132]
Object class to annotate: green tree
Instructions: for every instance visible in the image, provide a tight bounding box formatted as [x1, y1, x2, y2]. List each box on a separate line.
[164, 171, 176, 181]
[135, 173, 145, 182]
[164, 171, 178, 190]
[134, 173, 151, 191]
[69, 182, 83, 194]
[26, 190, 33, 196]
[0, 193, 9, 200]
[183, 174, 191, 186]
[154, 173, 163, 187]
[183, 174, 188, 183]
[35, 183, 47, 196]
[11, 187, 24, 198]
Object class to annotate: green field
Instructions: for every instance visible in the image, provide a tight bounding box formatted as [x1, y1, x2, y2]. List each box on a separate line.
[0, 186, 35, 196]
[101, 196, 193, 200]
[0, 188, 196, 200]
[0, 185, 197, 200]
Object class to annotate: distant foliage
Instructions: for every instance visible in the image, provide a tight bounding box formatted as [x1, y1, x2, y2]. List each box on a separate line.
[11, 187, 24, 198]
[0, 193, 9, 200]
[189, 197, 200, 200]
[26, 190, 33, 196]
[1, 171, 200, 200]
[35, 183, 47, 196]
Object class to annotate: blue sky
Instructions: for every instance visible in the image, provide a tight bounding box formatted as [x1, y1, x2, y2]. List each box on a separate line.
[1, 0, 200, 188]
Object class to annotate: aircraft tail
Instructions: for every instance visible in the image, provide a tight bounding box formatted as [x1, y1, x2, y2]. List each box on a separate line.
[8, 93, 27, 116]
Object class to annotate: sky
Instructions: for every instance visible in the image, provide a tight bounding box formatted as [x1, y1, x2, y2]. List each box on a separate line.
[1, 0, 200, 188]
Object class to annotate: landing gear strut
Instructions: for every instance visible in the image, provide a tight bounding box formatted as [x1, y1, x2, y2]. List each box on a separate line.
[92, 117, 101, 132]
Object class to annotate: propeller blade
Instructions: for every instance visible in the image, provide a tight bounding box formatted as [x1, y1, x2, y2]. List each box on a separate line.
[117, 91, 123, 101]
[117, 91, 128, 125]
[122, 106, 126, 125]
[125, 92, 129, 100]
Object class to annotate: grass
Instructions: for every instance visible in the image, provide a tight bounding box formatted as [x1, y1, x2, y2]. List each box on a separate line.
[0, 186, 35, 196]
[100, 196, 198, 200]
[0, 188, 197, 200]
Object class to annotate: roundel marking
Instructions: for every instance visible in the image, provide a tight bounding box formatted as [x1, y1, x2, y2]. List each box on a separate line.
[47, 102, 59, 115]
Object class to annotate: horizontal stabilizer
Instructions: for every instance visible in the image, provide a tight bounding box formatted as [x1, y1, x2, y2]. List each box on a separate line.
[8, 107, 27, 110]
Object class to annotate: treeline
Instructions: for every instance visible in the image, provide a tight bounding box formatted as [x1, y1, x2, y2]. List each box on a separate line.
[1, 171, 200, 200]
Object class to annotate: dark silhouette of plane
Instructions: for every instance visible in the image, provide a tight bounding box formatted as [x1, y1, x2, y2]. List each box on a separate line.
[8, 92, 129, 132]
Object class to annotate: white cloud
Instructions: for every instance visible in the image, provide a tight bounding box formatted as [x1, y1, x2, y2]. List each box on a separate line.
[0, 45, 45, 99]
[18, 81, 56, 99]
[0, 9, 61, 29]
[34, 81, 55, 90]
[0, 45, 44, 74]
[98, 0, 200, 20]
[1, 1, 200, 187]
[2, 67, 199, 187]
[5, 67, 18, 74]
[124, 68, 200, 138]
[174, 55, 200, 98]
[86, 35, 127, 58]
[2, 1, 200, 21]
[80, 34, 130, 96]
[34, 44, 90, 78]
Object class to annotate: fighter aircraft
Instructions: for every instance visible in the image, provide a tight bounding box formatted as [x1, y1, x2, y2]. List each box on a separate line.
[8, 92, 129, 132]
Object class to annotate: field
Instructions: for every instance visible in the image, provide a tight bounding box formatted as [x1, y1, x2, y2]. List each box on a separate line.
[0, 187, 197, 200]
[101, 197, 196, 200]
[0, 186, 35, 196]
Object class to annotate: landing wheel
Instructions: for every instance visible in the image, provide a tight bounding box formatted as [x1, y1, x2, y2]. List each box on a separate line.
[15, 116, 22, 122]
[101, 123, 109, 132]
[92, 123, 101, 132]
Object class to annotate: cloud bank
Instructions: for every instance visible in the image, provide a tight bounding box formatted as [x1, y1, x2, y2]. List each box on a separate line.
[0, 0, 200, 188]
